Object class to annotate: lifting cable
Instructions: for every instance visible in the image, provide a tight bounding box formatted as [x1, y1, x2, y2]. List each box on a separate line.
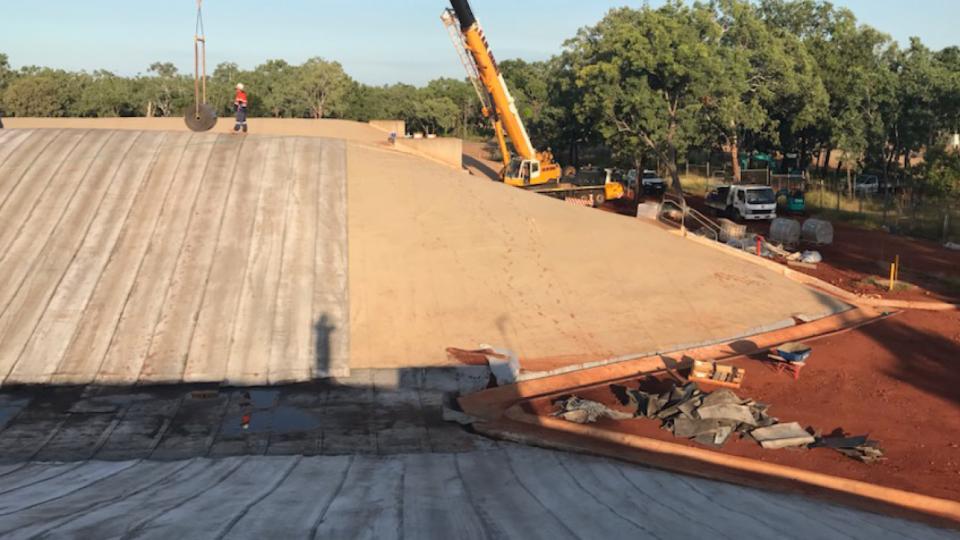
[194, 0, 207, 117]
[185, 0, 217, 131]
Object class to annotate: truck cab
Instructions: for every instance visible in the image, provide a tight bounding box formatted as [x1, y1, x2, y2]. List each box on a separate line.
[706, 184, 777, 221]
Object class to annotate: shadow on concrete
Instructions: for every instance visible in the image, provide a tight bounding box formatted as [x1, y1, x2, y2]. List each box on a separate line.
[462, 154, 500, 181]
[0, 365, 503, 464]
[314, 314, 335, 376]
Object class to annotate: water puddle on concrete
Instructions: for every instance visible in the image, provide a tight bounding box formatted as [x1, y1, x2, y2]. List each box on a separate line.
[219, 389, 323, 437]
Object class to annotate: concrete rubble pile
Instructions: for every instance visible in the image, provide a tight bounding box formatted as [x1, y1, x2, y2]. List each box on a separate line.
[554, 383, 883, 462]
[620, 384, 801, 448]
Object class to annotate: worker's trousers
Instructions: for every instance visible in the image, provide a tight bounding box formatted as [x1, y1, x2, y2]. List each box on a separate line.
[234, 107, 247, 133]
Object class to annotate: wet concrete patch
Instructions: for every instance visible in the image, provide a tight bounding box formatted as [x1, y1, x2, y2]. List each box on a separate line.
[0, 377, 485, 463]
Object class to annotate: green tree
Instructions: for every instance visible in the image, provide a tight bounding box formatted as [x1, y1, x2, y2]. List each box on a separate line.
[759, 0, 893, 188]
[77, 70, 137, 117]
[2, 69, 79, 117]
[701, 0, 827, 180]
[423, 78, 480, 137]
[248, 59, 301, 117]
[923, 144, 960, 240]
[569, 3, 719, 192]
[0, 53, 14, 94]
[144, 62, 189, 117]
[297, 57, 351, 119]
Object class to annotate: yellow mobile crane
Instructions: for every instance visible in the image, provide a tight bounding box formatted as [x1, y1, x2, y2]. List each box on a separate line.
[442, 0, 624, 206]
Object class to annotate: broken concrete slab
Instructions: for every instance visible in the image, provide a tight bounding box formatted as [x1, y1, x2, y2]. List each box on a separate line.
[554, 397, 634, 424]
[751, 422, 816, 449]
[672, 417, 725, 439]
[697, 403, 758, 426]
[701, 389, 746, 407]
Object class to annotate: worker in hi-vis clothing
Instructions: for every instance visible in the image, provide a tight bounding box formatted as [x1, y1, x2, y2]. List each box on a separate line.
[233, 83, 248, 134]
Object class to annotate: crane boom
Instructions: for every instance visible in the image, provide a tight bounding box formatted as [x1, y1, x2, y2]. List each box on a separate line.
[444, 0, 561, 186]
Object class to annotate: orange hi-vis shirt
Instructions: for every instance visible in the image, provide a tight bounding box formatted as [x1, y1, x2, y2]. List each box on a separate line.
[235, 89, 248, 108]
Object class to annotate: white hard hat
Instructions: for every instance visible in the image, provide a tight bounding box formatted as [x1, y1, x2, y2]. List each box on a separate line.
[236, 83, 245, 90]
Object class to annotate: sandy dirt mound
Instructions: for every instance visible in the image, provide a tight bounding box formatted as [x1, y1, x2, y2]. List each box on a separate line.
[347, 143, 847, 369]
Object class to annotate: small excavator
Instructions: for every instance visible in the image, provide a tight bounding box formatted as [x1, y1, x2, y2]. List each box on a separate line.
[442, 0, 624, 206]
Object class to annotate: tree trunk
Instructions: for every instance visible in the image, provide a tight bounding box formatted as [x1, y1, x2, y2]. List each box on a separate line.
[846, 165, 853, 199]
[634, 156, 643, 202]
[730, 135, 742, 183]
[799, 141, 809, 175]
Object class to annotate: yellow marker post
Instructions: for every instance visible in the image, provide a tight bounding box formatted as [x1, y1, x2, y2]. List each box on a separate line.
[889, 262, 896, 292]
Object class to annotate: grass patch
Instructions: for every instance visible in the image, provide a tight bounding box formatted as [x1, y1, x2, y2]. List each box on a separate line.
[857, 276, 916, 293]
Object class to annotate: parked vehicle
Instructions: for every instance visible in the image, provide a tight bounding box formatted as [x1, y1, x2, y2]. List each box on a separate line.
[641, 170, 667, 196]
[626, 169, 667, 197]
[776, 188, 806, 215]
[854, 175, 880, 195]
[705, 184, 778, 221]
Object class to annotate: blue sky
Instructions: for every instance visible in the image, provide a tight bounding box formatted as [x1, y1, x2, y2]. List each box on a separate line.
[4, 0, 958, 86]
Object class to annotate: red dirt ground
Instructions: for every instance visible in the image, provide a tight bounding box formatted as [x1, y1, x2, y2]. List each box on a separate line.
[524, 309, 960, 501]
[458, 144, 959, 501]
[678, 195, 960, 302]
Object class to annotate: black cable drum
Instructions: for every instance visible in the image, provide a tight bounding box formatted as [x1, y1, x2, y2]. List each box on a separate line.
[184, 102, 218, 132]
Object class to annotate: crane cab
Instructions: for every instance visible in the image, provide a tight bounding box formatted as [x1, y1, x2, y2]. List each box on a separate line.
[504, 156, 562, 187]
[504, 158, 539, 186]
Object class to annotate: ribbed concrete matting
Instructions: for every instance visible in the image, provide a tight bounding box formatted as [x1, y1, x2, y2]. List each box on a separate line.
[0, 447, 951, 539]
[0, 129, 348, 386]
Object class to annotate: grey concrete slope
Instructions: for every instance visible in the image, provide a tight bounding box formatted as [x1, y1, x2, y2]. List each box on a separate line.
[0, 447, 953, 539]
[0, 129, 349, 386]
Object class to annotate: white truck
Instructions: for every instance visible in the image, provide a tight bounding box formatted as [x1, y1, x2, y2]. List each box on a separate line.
[705, 184, 777, 221]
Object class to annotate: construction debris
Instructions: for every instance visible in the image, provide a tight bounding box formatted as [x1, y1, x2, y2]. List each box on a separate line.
[619, 384, 780, 448]
[811, 432, 886, 463]
[552, 382, 887, 461]
[800, 250, 823, 264]
[751, 422, 816, 449]
[718, 218, 747, 243]
[690, 360, 745, 389]
[442, 406, 480, 426]
[553, 396, 634, 424]
[447, 345, 520, 385]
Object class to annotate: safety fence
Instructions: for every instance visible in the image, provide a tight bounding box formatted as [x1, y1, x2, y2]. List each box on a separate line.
[679, 163, 958, 242]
